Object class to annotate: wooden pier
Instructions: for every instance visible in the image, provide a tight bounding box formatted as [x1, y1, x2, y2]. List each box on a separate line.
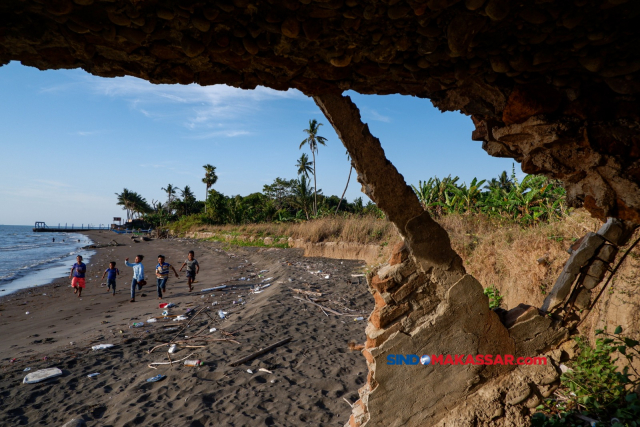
[32, 222, 110, 232]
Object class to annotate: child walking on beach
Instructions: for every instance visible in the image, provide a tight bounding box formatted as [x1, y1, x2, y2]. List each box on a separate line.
[155, 255, 179, 300]
[179, 251, 200, 292]
[125, 255, 145, 303]
[101, 261, 119, 296]
[69, 255, 87, 298]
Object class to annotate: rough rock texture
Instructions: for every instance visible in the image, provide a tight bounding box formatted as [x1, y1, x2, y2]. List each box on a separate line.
[315, 93, 568, 426]
[2, 0, 640, 221]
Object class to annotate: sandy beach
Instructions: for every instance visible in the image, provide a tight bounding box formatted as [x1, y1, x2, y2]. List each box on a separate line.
[0, 231, 372, 426]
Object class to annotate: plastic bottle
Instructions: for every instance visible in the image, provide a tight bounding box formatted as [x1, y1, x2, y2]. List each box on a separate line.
[184, 360, 203, 367]
[131, 322, 144, 328]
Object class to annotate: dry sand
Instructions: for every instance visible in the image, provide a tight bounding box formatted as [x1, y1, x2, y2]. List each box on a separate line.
[0, 231, 372, 426]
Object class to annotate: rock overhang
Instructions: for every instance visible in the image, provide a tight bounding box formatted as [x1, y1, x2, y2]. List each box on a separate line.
[2, 0, 640, 221]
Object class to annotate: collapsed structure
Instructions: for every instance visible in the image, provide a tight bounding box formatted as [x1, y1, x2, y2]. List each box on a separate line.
[2, 0, 639, 424]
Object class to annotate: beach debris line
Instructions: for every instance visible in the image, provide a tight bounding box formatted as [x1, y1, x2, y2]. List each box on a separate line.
[228, 337, 293, 367]
[201, 285, 227, 292]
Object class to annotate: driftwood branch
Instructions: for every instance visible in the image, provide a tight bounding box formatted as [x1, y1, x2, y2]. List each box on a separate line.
[293, 296, 361, 317]
[228, 337, 292, 367]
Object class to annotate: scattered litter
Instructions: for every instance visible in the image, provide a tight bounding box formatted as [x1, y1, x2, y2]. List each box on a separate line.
[258, 270, 268, 273]
[69, 342, 75, 345]
[146, 374, 166, 383]
[258, 368, 273, 374]
[163, 327, 179, 331]
[261, 277, 273, 282]
[354, 317, 365, 321]
[87, 373, 100, 378]
[212, 301, 218, 306]
[92, 344, 114, 351]
[159, 303, 176, 309]
[147, 318, 157, 323]
[23, 367, 63, 384]
[168, 344, 177, 354]
[201, 285, 226, 292]
[162, 310, 171, 316]
[23, 367, 31, 372]
[43, 356, 48, 361]
[209, 328, 217, 333]
[218, 310, 227, 319]
[10, 358, 16, 363]
[184, 360, 203, 367]
[173, 315, 188, 321]
[247, 369, 253, 374]
[25, 312, 29, 315]
[130, 322, 144, 328]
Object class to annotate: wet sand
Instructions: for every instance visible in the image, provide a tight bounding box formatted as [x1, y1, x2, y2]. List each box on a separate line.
[0, 231, 372, 426]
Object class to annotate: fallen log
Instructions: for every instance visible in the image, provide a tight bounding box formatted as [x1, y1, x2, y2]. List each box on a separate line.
[228, 337, 292, 367]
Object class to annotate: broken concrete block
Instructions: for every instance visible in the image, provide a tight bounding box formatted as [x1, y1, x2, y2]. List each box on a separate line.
[586, 259, 607, 281]
[503, 304, 539, 329]
[583, 274, 601, 290]
[574, 288, 591, 309]
[541, 232, 604, 311]
[596, 244, 617, 263]
[365, 321, 402, 348]
[597, 218, 626, 245]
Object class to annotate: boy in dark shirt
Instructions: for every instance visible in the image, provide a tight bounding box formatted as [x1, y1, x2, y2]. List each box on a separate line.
[179, 251, 200, 292]
[101, 261, 119, 296]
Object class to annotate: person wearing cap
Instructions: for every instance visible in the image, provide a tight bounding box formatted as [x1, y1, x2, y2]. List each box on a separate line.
[155, 255, 180, 300]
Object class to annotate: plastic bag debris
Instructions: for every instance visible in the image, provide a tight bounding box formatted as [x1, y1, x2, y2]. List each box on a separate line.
[168, 344, 177, 354]
[147, 318, 157, 323]
[91, 344, 114, 351]
[209, 328, 217, 333]
[146, 374, 166, 383]
[218, 310, 227, 319]
[173, 315, 188, 321]
[247, 369, 253, 374]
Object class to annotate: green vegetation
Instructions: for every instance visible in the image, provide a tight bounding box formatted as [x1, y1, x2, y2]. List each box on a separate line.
[483, 285, 503, 309]
[532, 327, 640, 427]
[412, 167, 568, 225]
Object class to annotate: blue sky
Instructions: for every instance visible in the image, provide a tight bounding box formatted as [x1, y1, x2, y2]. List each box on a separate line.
[0, 61, 517, 226]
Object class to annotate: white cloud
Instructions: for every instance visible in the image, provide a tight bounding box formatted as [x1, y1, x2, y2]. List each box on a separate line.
[361, 107, 391, 123]
[83, 76, 305, 137]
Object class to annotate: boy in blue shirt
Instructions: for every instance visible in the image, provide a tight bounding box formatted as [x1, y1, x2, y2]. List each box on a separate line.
[125, 255, 145, 303]
[101, 261, 119, 296]
[155, 255, 180, 299]
[69, 255, 87, 298]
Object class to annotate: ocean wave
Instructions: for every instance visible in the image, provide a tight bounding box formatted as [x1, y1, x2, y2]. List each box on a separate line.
[0, 252, 77, 284]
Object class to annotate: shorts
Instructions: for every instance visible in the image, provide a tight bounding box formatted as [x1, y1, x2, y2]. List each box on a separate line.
[71, 277, 86, 288]
[186, 270, 196, 278]
[107, 279, 116, 289]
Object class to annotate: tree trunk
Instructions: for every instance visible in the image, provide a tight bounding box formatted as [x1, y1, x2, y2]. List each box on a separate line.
[335, 164, 352, 214]
[204, 185, 208, 213]
[312, 150, 317, 216]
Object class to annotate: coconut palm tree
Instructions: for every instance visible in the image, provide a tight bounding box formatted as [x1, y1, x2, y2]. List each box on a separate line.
[115, 188, 135, 220]
[161, 184, 177, 212]
[202, 164, 218, 213]
[292, 175, 314, 220]
[296, 153, 313, 179]
[335, 150, 353, 214]
[299, 119, 327, 216]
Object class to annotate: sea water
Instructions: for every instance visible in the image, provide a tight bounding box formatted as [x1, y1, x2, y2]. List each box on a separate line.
[0, 225, 94, 295]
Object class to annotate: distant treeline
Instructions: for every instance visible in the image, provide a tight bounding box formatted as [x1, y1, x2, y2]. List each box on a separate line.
[115, 168, 568, 230]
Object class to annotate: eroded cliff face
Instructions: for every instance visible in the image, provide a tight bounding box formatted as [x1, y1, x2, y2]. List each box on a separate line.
[2, 0, 640, 220]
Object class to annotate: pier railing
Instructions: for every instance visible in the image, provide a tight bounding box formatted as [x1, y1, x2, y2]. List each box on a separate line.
[33, 222, 111, 232]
